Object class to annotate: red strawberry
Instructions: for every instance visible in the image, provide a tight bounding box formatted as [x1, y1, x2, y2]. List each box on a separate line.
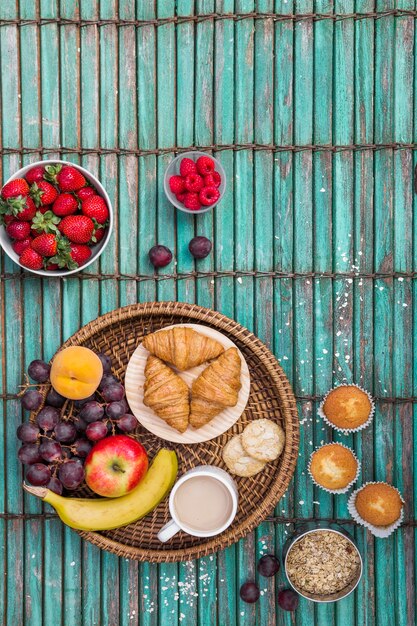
[3, 214, 14, 225]
[59, 215, 94, 244]
[25, 166, 46, 185]
[19, 247, 43, 270]
[6, 220, 31, 240]
[183, 192, 201, 211]
[1, 178, 29, 200]
[56, 166, 86, 192]
[70, 244, 92, 267]
[179, 158, 197, 177]
[199, 186, 220, 206]
[45, 263, 59, 271]
[81, 195, 109, 224]
[204, 171, 221, 188]
[52, 193, 79, 216]
[12, 237, 32, 255]
[31, 233, 58, 257]
[31, 181, 59, 207]
[39, 205, 51, 214]
[184, 173, 204, 193]
[196, 155, 215, 176]
[31, 210, 61, 235]
[91, 227, 105, 244]
[169, 175, 185, 195]
[77, 187, 95, 201]
[0, 194, 36, 222]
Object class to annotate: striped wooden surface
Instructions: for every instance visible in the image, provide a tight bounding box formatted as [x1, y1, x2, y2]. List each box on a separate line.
[0, 1, 415, 625]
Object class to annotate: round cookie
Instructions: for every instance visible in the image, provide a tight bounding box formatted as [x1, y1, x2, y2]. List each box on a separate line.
[222, 434, 266, 477]
[241, 419, 285, 462]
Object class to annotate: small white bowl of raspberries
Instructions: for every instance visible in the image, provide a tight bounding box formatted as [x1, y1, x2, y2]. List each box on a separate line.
[164, 151, 226, 214]
[0, 160, 113, 276]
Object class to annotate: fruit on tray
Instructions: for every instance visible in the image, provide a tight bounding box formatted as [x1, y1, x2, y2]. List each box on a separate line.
[84, 435, 148, 497]
[148, 244, 172, 268]
[0, 162, 110, 272]
[17, 353, 141, 496]
[143, 356, 190, 433]
[169, 155, 222, 211]
[23, 449, 178, 531]
[188, 236, 212, 259]
[50, 346, 103, 400]
[189, 348, 241, 428]
[142, 326, 224, 371]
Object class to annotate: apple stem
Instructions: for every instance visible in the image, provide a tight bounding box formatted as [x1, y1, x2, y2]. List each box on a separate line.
[112, 464, 125, 473]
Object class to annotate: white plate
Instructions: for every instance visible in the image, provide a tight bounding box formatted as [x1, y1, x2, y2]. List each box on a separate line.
[124, 324, 251, 444]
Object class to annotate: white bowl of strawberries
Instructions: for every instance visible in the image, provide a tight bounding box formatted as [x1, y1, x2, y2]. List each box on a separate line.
[164, 151, 226, 214]
[0, 160, 113, 276]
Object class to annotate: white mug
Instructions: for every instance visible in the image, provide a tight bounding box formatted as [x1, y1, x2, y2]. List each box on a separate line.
[157, 465, 238, 543]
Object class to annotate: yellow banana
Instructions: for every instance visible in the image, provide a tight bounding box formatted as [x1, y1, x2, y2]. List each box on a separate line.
[24, 449, 177, 531]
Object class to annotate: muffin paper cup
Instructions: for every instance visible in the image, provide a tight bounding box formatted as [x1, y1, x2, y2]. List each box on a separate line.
[308, 443, 361, 494]
[348, 482, 405, 538]
[318, 383, 375, 434]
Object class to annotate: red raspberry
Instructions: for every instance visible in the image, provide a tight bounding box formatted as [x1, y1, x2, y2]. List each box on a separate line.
[184, 173, 204, 193]
[196, 156, 215, 176]
[204, 171, 221, 188]
[169, 175, 185, 195]
[176, 192, 186, 203]
[183, 192, 201, 211]
[199, 186, 220, 206]
[179, 158, 197, 177]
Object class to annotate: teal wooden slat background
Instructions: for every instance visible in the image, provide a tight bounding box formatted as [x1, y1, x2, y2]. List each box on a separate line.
[0, 1, 416, 625]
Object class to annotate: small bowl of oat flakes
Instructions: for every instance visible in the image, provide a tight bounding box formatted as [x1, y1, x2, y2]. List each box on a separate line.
[283, 525, 363, 602]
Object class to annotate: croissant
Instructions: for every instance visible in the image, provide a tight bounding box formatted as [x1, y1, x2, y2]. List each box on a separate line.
[142, 327, 224, 371]
[189, 348, 242, 429]
[143, 356, 190, 433]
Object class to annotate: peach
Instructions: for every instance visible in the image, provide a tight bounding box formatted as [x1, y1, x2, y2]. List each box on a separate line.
[50, 346, 103, 400]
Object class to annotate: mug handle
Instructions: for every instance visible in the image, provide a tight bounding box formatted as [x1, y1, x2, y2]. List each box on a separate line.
[157, 518, 181, 543]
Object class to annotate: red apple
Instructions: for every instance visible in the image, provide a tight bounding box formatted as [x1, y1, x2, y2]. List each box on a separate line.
[84, 435, 148, 497]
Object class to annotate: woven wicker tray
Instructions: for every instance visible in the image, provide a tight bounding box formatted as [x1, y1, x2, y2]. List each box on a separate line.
[36, 302, 299, 562]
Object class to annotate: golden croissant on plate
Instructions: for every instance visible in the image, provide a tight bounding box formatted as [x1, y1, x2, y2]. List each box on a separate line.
[189, 347, 242, 429]
[143, 356, 190, 433]
[142, 327, 224, 371]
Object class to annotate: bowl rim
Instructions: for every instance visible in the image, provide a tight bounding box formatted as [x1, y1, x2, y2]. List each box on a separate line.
[0, 158, 113, 277]
[283, 526, 363, 603]
[163, 150, 226, 215]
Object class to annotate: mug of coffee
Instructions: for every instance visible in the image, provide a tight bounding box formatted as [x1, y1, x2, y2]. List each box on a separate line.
[157, 465, 238, 542]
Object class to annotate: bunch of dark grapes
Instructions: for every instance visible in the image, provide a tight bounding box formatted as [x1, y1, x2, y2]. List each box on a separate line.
[17, 353, 138, 495]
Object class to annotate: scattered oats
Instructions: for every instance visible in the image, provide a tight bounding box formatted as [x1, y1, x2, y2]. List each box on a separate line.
[313, 501, 320, 505]
[322, 349, 328, 354]
[379, 286, 384, 291]
[237, 277, 243, 284]
[283, 355, 288, 360]
[70, 561, 75, 567]
[210, 280, 214, 284]
[398, 277, 404, 282]
[403, 303, 408, 307]
[286, 531, 360, 596]
[320, 187, 326, 192]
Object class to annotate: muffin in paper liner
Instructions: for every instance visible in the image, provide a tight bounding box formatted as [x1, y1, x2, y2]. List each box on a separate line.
[348, 482, 405, 538]
[308, 442, 361, 494]
[318, 383, 375, 434]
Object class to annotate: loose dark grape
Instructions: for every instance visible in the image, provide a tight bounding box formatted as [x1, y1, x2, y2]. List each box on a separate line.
[148, 245, 172, 268]
[46, 388, 66, 408]
[17, 423, 40, 443]
[188, 236, 212, 259]
[18, 443, 42, 465]
[277, 589, 299, 611]
[21, 389, 43, 411]
[39, 440, 62, 463]
[73, 394, 96, 409]
[26, 463, 51, 486]
[117, 414, 137, 433]
[240, 582, 260, 604]
[36, 406, 60, 431]
[257, 554, 280, 577]
[73, 416, 87, 433]
[80, 401, 104, 423]
[99, 373, 118, 391]
[72, 438, 92, 458]
[106, 401, 126, 420]
[86, 421, 108, 442]
[27, 359, 51, 383]
[54, 421, 77, 443]
[47, 477, 63, 495]
[101, 383, 124, 403]
[59, 460, 84, 490]
[97, 353, 112, 373]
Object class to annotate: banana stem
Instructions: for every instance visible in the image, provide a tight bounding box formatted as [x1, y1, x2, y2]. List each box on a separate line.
[23, 482, 48, 499]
